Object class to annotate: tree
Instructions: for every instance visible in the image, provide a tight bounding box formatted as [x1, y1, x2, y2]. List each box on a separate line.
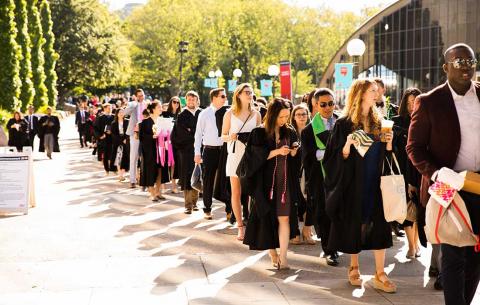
[39, 0, 58, 106]
[27, 0, 48, 109]
[0, 0, 21, 110]
[50, 0, 131, 102]
[14, 0, 35, 110]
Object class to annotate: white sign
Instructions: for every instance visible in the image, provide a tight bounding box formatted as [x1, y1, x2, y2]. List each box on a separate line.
[0, 151, 31, 214]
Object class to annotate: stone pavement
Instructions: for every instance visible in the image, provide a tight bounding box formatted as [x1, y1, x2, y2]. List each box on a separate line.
[0, 116, 478, 305]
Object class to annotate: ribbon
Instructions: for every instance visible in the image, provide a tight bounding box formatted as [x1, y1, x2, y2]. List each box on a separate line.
[167, 130, 175, 167]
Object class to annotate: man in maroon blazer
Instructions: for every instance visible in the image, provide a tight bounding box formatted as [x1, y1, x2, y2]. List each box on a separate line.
[407, 43, 480, 305]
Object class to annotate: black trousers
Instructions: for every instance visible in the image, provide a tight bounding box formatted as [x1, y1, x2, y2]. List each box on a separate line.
[102, 136, 115, 172]
[202, 146, 221, 213]
[78, 126, 87, 147]
[441, 244, 480, 305]
[28, 133, 36, 150]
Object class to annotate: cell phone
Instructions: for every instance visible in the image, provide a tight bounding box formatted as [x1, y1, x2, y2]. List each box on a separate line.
[290, 142, 300, 149]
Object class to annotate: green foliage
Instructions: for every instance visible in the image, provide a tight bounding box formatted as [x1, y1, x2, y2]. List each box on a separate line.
[0, 108, 12, 130]
[39, 0, 58, 107]
[50, 0, 131, 101]
[124, 0, 368, 96]
[27, 0, 49, 109]
[14, 0, 35, 110]
[0, 0, 21, 110]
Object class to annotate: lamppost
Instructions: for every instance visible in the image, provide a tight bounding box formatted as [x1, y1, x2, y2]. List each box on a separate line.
[233, 68, 242, 80]
[178, 41, 189, 95]
[268, 64, 280, 97]
[346, 38, 366, 79]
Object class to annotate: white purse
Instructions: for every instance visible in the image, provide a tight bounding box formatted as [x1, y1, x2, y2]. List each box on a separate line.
[380, 153, 407, 223]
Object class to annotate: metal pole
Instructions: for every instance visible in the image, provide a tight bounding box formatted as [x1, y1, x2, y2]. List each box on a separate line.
[179, 51, 184, 95]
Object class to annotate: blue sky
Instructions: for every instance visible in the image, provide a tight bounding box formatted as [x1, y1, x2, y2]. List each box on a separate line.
[106, 0, 394, 12]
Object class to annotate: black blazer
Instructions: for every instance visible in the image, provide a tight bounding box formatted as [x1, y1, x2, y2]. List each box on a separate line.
[24, 114, 39, 136]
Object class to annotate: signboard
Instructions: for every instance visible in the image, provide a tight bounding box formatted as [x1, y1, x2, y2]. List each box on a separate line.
[279, 61, 292, 100]
[228, 80, 237, 92]
[204, 78, 218, 89]
[334, 63, 354, 90]
[260, 79, 273, 96]
[0, 149, 32, 214]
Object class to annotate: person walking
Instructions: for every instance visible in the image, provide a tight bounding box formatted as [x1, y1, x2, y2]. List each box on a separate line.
[221, 83, 261, 240]
[38, 107, 60, 159]
[25, 105, 39, 150]
[323, 79, 396, 293]
[172, 91, 202, 214]
[407, 43, 480, 305]
[94, 103, 115, 175]
[111, 108, 130, 182]
[75, 96, 89, 148]
[194, 88, 226, 220]
[6, 111, 28, 152]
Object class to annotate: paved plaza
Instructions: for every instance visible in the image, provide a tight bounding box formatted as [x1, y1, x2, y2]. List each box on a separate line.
[1, 116, 479, 305]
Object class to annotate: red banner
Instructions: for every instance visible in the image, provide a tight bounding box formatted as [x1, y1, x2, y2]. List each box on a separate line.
[279, 61, 292, 101]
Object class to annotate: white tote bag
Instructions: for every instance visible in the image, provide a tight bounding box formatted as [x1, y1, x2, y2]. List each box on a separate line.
[380, 153, 407, 223]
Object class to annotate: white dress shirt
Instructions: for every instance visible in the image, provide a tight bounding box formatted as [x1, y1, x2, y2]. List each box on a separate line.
[194, 105, 223, 155]
[448, 81, 480, 172]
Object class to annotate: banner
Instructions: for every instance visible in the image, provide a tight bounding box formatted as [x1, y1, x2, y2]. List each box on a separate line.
[279, 61, 292, 100]
[204, 78, 218, 88]
[228, 80, 237, 92]
[334, 63, 354, 90]
[260, 79, 273, 96]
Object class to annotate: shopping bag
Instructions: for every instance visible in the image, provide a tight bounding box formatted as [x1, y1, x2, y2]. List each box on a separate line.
[380, 153, 407, 223]
[191, 163, 203, 192]
[114, 145, 123, 166]
[425, 193, 480, 249]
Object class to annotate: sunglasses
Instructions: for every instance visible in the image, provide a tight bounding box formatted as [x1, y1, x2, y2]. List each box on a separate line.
[295, 113, 308, 117]
[242, 91, 254, 96]
[172, 101, 180, 104]
[448, 58, 478, 69]
[320, 101, 335, 108]
[220, 95, 226, 98]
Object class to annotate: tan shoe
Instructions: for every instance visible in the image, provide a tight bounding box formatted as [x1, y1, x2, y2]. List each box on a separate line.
[348, 266, 362, 286]
[290, 236, 302, 245]
[373, 272, 396, 293]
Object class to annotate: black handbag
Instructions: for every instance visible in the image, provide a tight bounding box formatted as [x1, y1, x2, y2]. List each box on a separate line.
[232, 113, 252, 153]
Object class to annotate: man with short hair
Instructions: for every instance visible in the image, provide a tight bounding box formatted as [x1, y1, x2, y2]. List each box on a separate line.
[172, 91, 202, 214]
[407, 43, 480, 305]
[94, 103, 115, 175]
[38, 107, 60, 159]
[301, 88, 339, 266]
[124, 89, 146, 188]
[373, 78, 398, 119]
[194, 88, 226, 220]
[25, 105, 39, 150]
[75, 95, 89, 148]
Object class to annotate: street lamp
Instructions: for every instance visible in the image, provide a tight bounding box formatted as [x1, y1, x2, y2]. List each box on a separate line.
[214, 69, 223, 78]
[346, 38, 366, 79]
[233, 68, 242, 78]
[268, 65, 280, 97]
[208, 71, 215, 78]
[178, 41, 189, 95]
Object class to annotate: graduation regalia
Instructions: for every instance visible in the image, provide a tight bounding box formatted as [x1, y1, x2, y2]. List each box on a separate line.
[6, 118, 28, 151]
[301, 113, 337, 254]
[38, 115, 60, 152]
[111, 119, 130, 171]
[213, 106, 231, 205]
[323, 117, 392, 254]
[241, 127, 299, 250]
[171, 108, 201, 190]
[94, 112, 115, 172]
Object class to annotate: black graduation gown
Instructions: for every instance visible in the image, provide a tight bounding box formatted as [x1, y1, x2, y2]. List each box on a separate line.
[213, 106, 231, 205]
[6, 118, 28, 151]
[139, 117, 158, 187]
[301, 121, 335, 251]
[171, 109, 201, 190]
[111, 119, 130, 171]
[242, 127, 299, 250]
[38, 115, 60, 152]
[323, 117, 392, 254]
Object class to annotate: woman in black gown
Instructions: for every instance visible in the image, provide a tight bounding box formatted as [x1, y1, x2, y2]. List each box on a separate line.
[111, 108, 130, 181]
[163, 96, 182, 192]
[7, 111, 28, 152]
[323, 79, 396, 293]
[139, 101, 164, 201]
[242, 98, 300, 270]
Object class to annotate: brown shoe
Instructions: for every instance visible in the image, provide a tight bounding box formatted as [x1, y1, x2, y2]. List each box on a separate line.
[184, 208, 192, 214]
[373, 272, 396, 293]
[130, 183, 136, 188]
[204, 212, 213, 220]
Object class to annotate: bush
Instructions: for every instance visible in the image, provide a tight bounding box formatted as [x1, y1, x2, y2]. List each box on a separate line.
[0, 108, 12, 131]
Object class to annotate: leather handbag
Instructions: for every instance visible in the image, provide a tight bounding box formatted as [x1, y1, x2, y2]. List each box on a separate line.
[380, 153, 407, 223]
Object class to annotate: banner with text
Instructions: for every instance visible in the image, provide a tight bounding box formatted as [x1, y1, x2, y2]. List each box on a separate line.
[280, 61, 292, 100]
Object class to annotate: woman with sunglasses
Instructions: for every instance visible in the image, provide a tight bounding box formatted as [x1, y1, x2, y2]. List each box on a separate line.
[163, 96, 182, 193]
[221, 83, 262, 241]
[288, 104, 310, 245]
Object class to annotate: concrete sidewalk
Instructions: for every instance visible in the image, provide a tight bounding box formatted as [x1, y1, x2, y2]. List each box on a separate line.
[0, 116, 478, 305]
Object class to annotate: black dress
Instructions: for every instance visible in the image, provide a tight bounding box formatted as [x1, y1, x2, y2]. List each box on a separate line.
[241, 126, 299, 250]
[111, 119, 130, 171]
[163, 111, 180, 180]
[139, 117, 158, 187]
[323, 117, 392, 254]
[6, 118, 28, 151]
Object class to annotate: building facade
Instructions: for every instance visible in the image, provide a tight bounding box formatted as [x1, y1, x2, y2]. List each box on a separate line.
[320, 0, 480, 104]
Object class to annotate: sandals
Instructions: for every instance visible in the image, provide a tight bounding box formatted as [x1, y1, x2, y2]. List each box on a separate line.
[290, 236, 302, 245]
[302, 233, 316, 245]
[236, 225, 245, 241]
[348, 266, 362, 286]
[373, 272, 397, 293]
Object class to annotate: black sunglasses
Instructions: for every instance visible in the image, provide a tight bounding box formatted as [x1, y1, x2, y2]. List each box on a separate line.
[220, 95, 226, 98]
[172, 100, 180, 104]
[320, 101, 335, 108]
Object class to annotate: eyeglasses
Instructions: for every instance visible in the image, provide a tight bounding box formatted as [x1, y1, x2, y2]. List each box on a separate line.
[447, 58, 478, 69]
[320, 101, 335, 108]
[172, 101, 179, 104]
[242, 91, 253, 96]
[295, 113, 308, 117]
[220, 95, 226, 98]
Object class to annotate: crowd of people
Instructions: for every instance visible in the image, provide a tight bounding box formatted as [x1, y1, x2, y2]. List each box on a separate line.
[5, 42, 477, 305]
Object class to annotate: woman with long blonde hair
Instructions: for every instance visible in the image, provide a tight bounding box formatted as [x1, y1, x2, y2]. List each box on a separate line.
[323, 79, 397, 293]
[221, 83, 261, 241]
